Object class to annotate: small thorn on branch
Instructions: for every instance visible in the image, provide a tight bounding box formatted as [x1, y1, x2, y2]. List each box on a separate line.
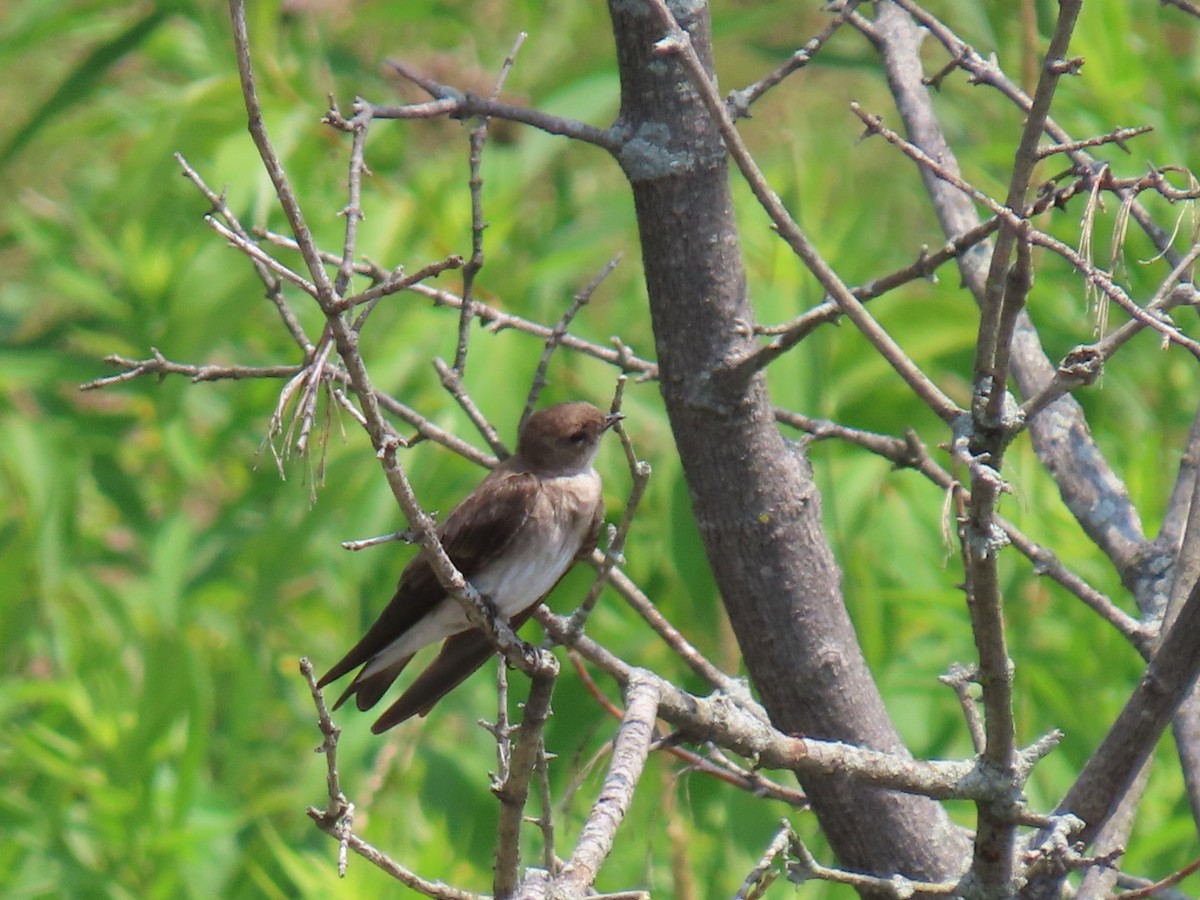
[1045, 55, 1085, 75]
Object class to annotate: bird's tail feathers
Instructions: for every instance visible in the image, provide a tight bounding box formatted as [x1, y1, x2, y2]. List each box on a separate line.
[328, 654, 415, 712]
[371, 604, 542, 733]
[371, 631, 495, 733]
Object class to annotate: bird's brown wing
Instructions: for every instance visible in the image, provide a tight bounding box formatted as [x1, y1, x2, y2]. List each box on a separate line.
[370, 605, 540, 733]
[317, 468, 540, 705]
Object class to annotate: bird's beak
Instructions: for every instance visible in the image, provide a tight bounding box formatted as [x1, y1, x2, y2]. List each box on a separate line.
[603, 412, 624, 431]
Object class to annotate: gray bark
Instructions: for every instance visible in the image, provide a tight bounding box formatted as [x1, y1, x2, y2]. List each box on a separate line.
[605, 0, 970, 887]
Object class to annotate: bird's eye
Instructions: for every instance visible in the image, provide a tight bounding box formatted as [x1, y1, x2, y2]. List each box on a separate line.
[569, 429, 587, 444]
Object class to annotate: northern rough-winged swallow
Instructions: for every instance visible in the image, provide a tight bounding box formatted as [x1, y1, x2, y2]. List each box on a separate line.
[318, 401, 621, 733]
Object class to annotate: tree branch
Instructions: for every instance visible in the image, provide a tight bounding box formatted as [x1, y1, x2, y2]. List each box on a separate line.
[551, 673, 660, 898]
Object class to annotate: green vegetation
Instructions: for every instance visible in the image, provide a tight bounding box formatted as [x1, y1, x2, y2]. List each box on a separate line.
[2, 1, 1197, 896]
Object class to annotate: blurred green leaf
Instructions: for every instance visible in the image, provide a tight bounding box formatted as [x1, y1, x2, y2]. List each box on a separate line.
[2, 0, 1198, 896]
[2, 7, 171, 166]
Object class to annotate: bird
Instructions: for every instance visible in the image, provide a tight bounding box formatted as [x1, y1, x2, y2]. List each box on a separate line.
[318, 401, 622, 734]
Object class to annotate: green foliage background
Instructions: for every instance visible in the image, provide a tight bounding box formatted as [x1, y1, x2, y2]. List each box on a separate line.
[2, 1, 1197, 896]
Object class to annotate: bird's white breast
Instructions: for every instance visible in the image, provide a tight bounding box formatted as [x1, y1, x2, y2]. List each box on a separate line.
[472, 467, 601, 615]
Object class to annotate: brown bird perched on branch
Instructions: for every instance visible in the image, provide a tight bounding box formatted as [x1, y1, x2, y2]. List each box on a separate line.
[318, 401, 622, 733]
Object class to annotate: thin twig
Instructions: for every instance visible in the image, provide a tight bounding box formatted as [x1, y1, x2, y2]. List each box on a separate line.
[1159, 0, 1200, 18]
[786, 827, 962, 896]
[336, 255, 466, 316]
[251, 232, 654, 376]
[725, 1, 862, 117]
[412, 283, 657, 379]
[521, 254, 623, 430]
[563, 377, 648, 636]
[939, 664, 986, 754]
[174, 153, 313, 353]
[205, 215, 319, 298]
[1036, 125, 1153, 160]
[299, 657, 349, 824]
[328, 98, 371, 297]
[488, 663, 513, 787]
[341, 528, 420, 551]
[375, 59, 622, 153]
[598, 564, 739, 693]
[773, 410, 1150, 649]
[300, 660, 485, 897]
[305, 811, 486, 898]
[752, 217, 999, 344]
[534, 741, 559, 875]
[454, 32, 528, 374]
[434, 359, 508, 458]
[1116, 856, 1200, 900]
[1022, 282, 1199, 421]
[84, 347, 495, 466]
[735, 821, 791, 900]
[80, 350, 302, 391]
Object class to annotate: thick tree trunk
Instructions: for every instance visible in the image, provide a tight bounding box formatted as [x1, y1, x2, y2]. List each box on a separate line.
[606, 0, 969, 886]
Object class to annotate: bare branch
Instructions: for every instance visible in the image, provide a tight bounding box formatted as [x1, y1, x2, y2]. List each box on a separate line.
[494, 660, 559, 898]
[787, 825, 962, 896]
[306, 809, 486, 899]
[205, 215, 319, 298]
[435, 359, 509, 458]
[174, 152, 313, 353]
[570, 652, 806, 807]
[80, 350, 302, 391]
[1160, 0, 1200, 18]
[300, 659, 484, 899]
[552, 673, 660, 898]
[648, 8, 964, 424]
[1036, 125, 1153, 160]
[939, 665, 986, 755]
[1022, 282, 1200, 421]
[1116, 856, 1200, 900]
[850, 103, 1200, 362]
[597, 565, 736, 692]
[521, 255, 623, 430]
[539, 608, 1053, 802]
[774, 410, 1152, 651]
[564, 378, 648, 636]
[371, 59, 622, 153]
[325, 98, 370, 297]
[725, 0, 863, 117]
[408, 283, 658, 379]
[733, 822, 789, 899]
[336, 255, 465, 316]
[1030, 577, 1200, 873]
[753, 217, 999, 344]
[454, 34, 526, 374]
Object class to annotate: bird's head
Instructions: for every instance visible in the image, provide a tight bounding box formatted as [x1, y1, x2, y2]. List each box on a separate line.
[516, 402, 622, 475]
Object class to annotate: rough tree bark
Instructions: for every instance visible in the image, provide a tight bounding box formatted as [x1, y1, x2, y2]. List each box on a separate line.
[606, 0, 970, 885]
